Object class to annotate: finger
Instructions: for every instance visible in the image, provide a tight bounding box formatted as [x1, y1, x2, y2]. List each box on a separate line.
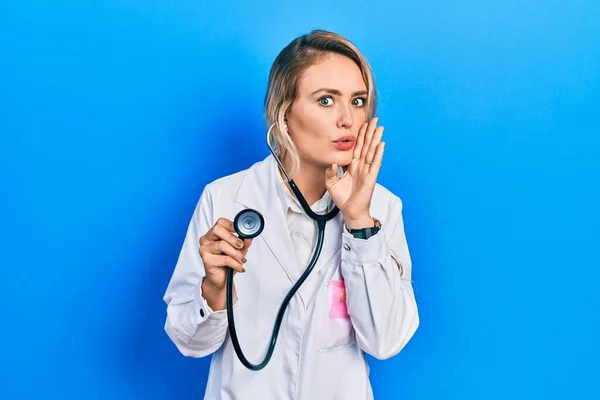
[209, 222, 245, 250]
[325, 163, 340, 188]
[215, 217, 235, 233]
[360, 117, 379, 160]
[365, 126, 384, 164]
[368, 142, 385, 177]
[205, 253, 245, 273]
[203, 217, 235, 242]
[353, 122, 368, 160]
[240, 238, 253, 256]
[199, 234, 210, 246]
[205, 240, 247, 265]
[325, 163, 339, 178]
[199, 218, 232, 244]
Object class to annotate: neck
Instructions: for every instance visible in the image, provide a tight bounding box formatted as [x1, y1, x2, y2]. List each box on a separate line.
[279, 155, 327, 206]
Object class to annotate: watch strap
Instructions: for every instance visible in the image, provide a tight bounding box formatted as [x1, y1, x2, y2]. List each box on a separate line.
[347, 218, 381, 239]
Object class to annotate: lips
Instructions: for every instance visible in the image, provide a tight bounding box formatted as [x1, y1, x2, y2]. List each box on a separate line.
[333, 136, 356, 143]
[333, 136, 356, 150]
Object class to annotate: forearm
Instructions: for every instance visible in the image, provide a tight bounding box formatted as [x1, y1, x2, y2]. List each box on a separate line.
[341, 238, 419, 359]
[340, 209, 419, 359]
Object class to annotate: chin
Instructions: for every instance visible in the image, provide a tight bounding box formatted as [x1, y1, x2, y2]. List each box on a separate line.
[335, 153, 354, 167]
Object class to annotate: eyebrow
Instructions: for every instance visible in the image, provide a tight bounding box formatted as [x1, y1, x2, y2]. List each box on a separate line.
[310, 88, 368, 97]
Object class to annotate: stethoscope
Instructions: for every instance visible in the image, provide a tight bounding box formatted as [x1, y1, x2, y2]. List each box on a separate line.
[225, 123, 340, 371]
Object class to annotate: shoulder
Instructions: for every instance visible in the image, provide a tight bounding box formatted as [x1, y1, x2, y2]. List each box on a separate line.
[204, 169, 248, 199]
[202, 158, 265, 198]
[197, 157, 271, 217]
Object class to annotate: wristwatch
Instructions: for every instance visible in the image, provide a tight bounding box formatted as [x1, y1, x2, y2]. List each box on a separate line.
[346, 218, 381, 240]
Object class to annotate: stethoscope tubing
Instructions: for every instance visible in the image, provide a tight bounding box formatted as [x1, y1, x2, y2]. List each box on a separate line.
[226, 218, 326, 370]
[224, 123, 340, 370]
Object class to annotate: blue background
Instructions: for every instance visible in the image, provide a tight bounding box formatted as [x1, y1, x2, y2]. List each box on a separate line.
[1, 1, 599, 399]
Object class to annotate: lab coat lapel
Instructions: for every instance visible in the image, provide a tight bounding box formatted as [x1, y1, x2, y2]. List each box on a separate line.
[234, 155, 301, 284]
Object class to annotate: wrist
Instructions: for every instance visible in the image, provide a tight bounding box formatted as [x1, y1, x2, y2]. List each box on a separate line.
[202, 276, 225, 292]
[344, 214, 375, 230]
[201, 277, 227, 311]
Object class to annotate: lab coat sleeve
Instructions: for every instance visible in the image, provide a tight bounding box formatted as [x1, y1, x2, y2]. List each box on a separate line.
[340, 195, 419, 360]
[163, 186, 238, 358]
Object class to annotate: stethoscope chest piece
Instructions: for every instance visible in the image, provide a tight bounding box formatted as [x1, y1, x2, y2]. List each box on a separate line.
[233, 208, 264, 239]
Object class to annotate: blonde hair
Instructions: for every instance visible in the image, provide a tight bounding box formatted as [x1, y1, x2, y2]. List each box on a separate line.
[264, 30, 377, 176]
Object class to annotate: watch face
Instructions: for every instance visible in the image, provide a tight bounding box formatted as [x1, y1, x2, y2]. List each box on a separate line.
[350, 230, 365, 239]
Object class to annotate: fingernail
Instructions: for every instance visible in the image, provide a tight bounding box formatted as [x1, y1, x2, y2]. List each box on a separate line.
[242, 267, 246, 273]
[237, 240, 243, 248]
[242, 257, 247, 263]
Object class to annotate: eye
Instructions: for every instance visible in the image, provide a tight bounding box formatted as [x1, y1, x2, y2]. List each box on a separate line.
[318, 96, 334, 107]
[352, 97, 367, 107]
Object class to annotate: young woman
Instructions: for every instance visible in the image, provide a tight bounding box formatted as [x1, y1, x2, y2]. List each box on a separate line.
[163, 29, 419, 399]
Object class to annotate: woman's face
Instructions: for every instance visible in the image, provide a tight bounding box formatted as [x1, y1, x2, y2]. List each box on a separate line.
[285, 53, 369, 171]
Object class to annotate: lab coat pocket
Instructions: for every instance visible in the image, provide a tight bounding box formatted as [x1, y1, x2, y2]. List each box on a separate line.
[318, 279, 356, 352]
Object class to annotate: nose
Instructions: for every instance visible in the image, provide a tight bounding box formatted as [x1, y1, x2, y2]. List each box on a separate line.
[336, 103, 353, 130]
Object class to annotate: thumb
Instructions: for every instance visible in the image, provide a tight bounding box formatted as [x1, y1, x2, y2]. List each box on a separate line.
[325, 163, 339, 186]
[326, 163, 339, 177]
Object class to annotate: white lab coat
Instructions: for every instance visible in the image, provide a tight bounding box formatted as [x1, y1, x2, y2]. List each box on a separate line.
[163, 154, 419, 400]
